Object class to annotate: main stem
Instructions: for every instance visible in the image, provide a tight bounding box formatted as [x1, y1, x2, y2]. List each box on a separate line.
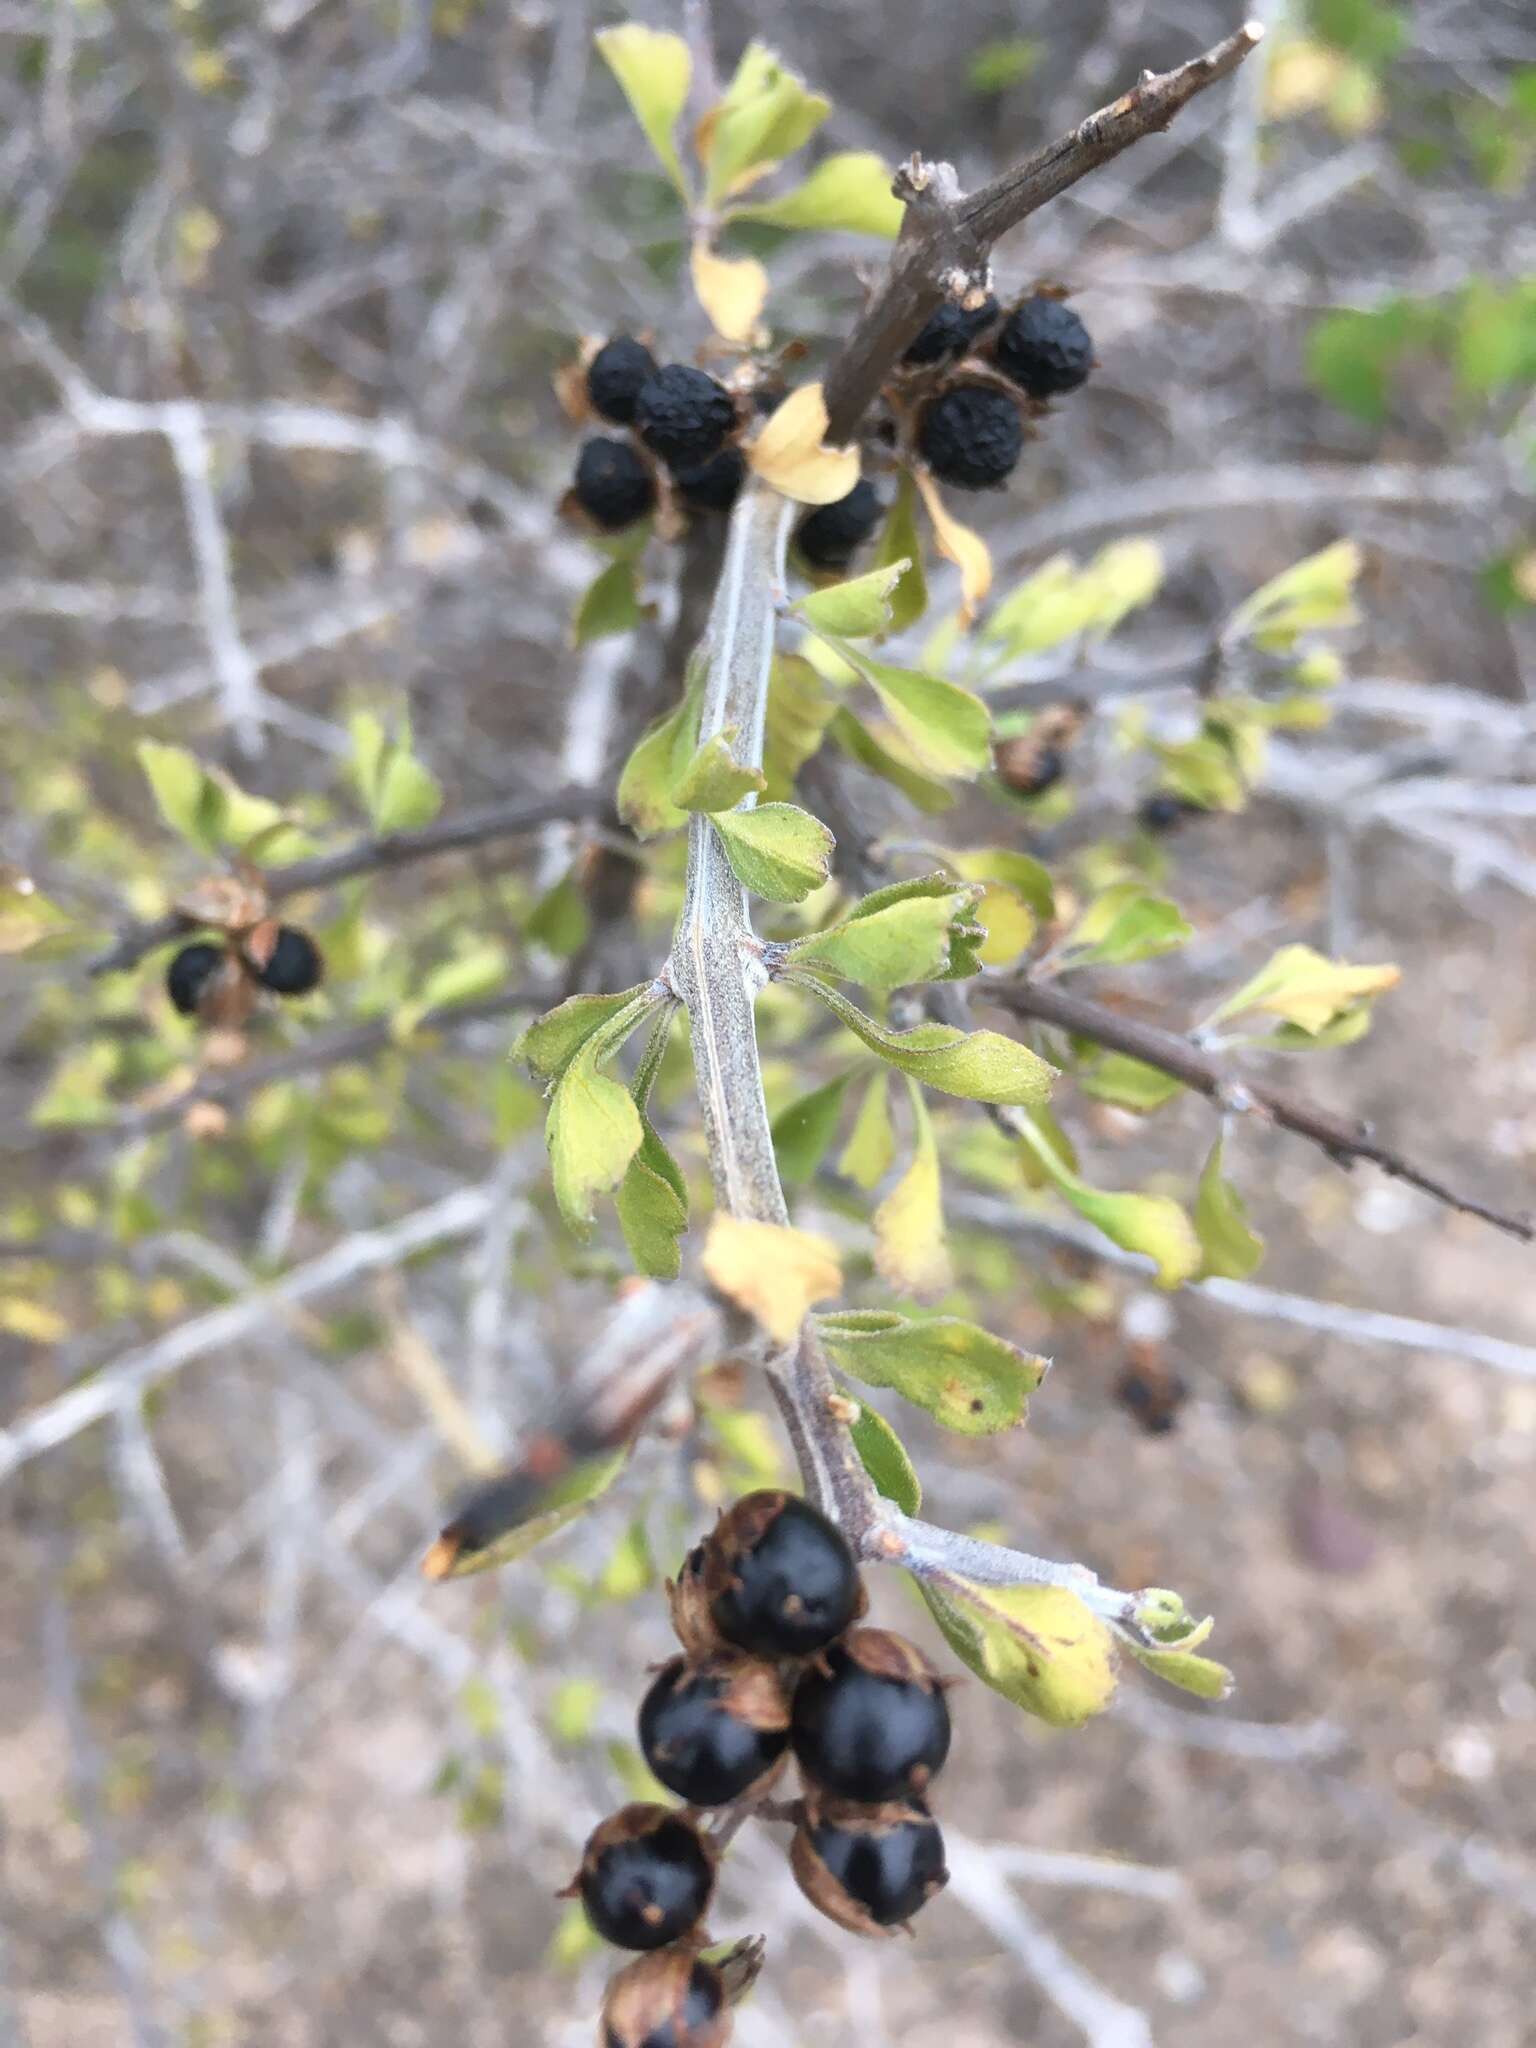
[664, 483, 877, 1532]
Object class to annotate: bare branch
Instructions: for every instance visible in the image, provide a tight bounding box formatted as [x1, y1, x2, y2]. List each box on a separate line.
[988, 975, 1532, 1243]
[822, 24, 1265, 441]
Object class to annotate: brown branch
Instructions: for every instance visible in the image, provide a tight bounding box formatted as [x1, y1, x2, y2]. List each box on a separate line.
[822, 23, 1265, 442]
[989, 976, 1534, 1244]
[86, 786, 609, 979]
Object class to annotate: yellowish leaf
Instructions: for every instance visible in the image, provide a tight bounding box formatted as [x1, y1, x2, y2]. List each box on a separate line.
[874, 1079, 951, 1298]
[913, 468, 992, 622]
[0, 1297, 68, 1342]
[595, 24, 692, 197]
[748, 383, 860, 505]
[702, 1214, 842, 1343]
[690, 241, 770, 345]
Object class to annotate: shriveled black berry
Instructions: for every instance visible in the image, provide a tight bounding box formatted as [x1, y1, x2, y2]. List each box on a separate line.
[918, 385, 1024, 490]
[673, 447, 746, 513]
[791, 1629, 951, 1803]
[587, 336, 659, 426]
[794, 481, 882, 572]
[707, 1492, 863, 1659]
[791, 1797, 948, 1937]
[994, 737, 1065, 798]
[1115, 1361, 1188, 1436]
[993, 295, 1094, 399]
[251, 925, 323, 997]
[638, 1654, 789, 1807]
[600, 1948, 730, 2048]
[575, 437, 657, 532]
[1139, 792, 1203, 833]
[165, 942, 225, 1018]
[903, 293, 1000, 366]
[569, 1805, 715, 1953]
[633, 365, 737, 471]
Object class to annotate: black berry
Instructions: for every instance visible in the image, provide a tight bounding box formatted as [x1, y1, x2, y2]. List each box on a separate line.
[633, 365, 737, 471]
[600, 1948, 730, 2048]
[707, 1492, 864, 1659]
[165, 941, 225, 1018]
[903, 293, 1000, 366]
[790, 1797, 948, 1937]
[673, 446, 746, 514]
[1115, 1361, 1188, 1436]
[575, 437, 657, 532]
[791, 1629, 951, 1803]
[587, 336, 659, 426]
[993, 295, 1094, 399]
[918, 385, 1024, 490]
[1139, 792, 1203, 833]
[638, 1654, 789, 1808]
[794, 481, 882, 573]
[568, 1805, 715, 1953]
[994, 737, 1065, 798]
[250, 925, 323, 997]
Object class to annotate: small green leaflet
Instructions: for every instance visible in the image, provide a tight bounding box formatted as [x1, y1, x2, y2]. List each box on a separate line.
[846, 1398, 922, 1513]
[784, 876, 983, 990]
[138, 740, 306, 857]
[1014, 1112, 1200, 1288]
[711, 802, 834, 903]
[872, 475, 928, 632]
[349, 711, 443, 832]
[873, 1080, 951, 1299]
[796, 975, 1055, 1108]
[1075, 1052, 1185, 1114]
[517, 985, 657, 1085]
[728, 150, 905, 237]
[763, 655, 836, 800]
[817, 635, 992, 780]
[829, 707, 954, 813]
[616, 1117, 689, 1280]
[1059, 885, 1191, 968]
[1229, 541, 1362, 650]
[572, 557, 644, 645]
[818, 1308, 1045, 1435]
[917, 1577, 1118, 1727]
[1121, 1590, 1234, 1701]
[1193, 1136, 1265, 1280]
[983, 539, 1163, 658]
[838, 1068, 896, 1188]
[793, 560, 911, 638]
[595, 24, 693, 198]
[771, 1071, 853, 1188]
[702, 41, 829, 202]
[671, 728, 766, 813]
[616, 670, 702, 837]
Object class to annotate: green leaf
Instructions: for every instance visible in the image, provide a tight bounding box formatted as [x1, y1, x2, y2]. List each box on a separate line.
[572, 557, 644, 644]
[1151, 735, 1247, 812]
[712, 802, 835, 903]
[0, 874, 72, 956]
[872, 474, 928, 632]
[785, 876, 983, 989]
[1076, 1052, 1185, 1114]
[1015, 1114, 1200, 1288]
[1229, 541, 1363, 649]
[873, 1080, 951, 1298]
[350, 710, 442, 832]
[703, 42, 829, 201]
[396, 943, 509, 1036]
[137, 740, 220, 854]
[1193, 1137, 1265, 1280]
[948, 847, 1055, 922]
[1060, 885, 1191, 968]
[516, 986, 656, 1084]
[794, 561, 911, 639]
[829, 707, 955, 813]
[968, 38, 1040, 93]
[429, 1444, 630, 1579]
[799, 976, 1056, 1108]
[825, 638, 992, 780]
[1131, 1644, 1235, 1699]
[1204, 943, 1400, 1037]
[818, 1308, 1045, 1435]
[526, 872, 592, 958]
[595, 23, 693, 198]
[616, 1118, 689, 1280]
[838, 1069, 895, 1190]
[846, 1400, 922, 1513]
[1122, 1592, 1234, 1700]
[617, 672, 702, 838]
[671, 728, 767, 813]
[763, 654, 836, 801]
[984, 540, 1163, 657]
[548, 1014, 648, 1233]
[594, 1516, 655, 1601]
[771, 1072, 852, 1188]
[729, 150, 903, 236]
[918, 1577, 1118, 1727]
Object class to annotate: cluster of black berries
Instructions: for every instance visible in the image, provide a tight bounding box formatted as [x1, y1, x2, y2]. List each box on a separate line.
[569, 1491, 953, 2045]
[570, 336, 749, 534]
[902, 289, 1096, 494]
[165, 922, 323, 1025]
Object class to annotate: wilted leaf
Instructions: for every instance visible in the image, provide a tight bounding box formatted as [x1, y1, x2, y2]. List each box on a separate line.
[730, 150, 904, 236]
[690, 241, 770, 344]
[847, 1400, 922, 1512]
[771, 1071, 852, 1188]
[762, 654, 835, 801]
[671, 728, 766, 813]
[801, 977, 1056, 1108]
[712, 802, 835, 903]
[913, 468, 992, 622]
[828, 707, 955, 813]
[873, 474, 928, 631]
[596, 23, 692, 197]
[873, 1081, 951, 1298]
[1194, 1137, 1265, 1279]
[919, 1576, 1118, 1726]
[819, 1308, 1045, 1434]
[838, 1068, 896, 1189]
[424, 1444, 631, 1580]
[826, 639, 992, 780]
[795, 560, 912, 639]
[1205, 942, 1400, 1037]
[702, 1215, 841, 1342]
[1017, 1114, 1201, 1288]
[748, 384, 859, 505]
